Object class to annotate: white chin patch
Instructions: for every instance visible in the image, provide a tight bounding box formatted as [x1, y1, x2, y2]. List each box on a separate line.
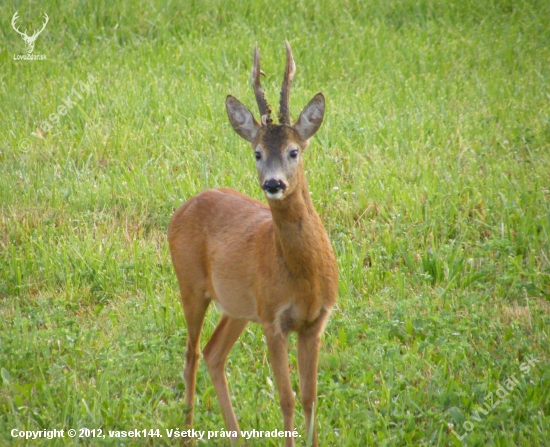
[265, 190, 284, 200]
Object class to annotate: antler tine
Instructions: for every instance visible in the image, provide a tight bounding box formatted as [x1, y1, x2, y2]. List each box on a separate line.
[251, 44, 272, 125]
[278, 40, 296, 125]
[32, 13, 49, 38]
[11, 11, 26, 37]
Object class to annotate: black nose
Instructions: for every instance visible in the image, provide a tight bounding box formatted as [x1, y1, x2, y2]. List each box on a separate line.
[262, 179, 286, 194]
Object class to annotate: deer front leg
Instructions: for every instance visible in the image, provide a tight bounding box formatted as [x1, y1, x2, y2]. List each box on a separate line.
[263, 324, 295, 447]
[297, 311, 328, 447]
[297, 329, 321, 447]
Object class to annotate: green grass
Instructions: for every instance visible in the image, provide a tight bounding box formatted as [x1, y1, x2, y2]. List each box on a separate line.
[1, 0, 549, 445]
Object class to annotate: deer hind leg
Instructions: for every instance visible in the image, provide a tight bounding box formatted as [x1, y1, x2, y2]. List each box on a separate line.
[203, 314, 248, 444]
[181, 291, 210, 428]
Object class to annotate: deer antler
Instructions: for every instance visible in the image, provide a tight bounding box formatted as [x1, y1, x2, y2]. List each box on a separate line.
[251, 44, 272, 126]
[11, 11, 27, 37]
[11, 11, 49, 40]
[29, 13, 49, 39]
[278, 40, 296, 126]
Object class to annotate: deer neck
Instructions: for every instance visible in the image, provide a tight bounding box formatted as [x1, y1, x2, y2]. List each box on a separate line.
[267, 172, 326, 279]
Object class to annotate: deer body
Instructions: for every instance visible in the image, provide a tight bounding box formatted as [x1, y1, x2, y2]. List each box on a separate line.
[168, 42, 337, 447]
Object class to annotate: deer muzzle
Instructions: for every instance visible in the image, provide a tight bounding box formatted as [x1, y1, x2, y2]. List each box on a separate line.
[262, 179, 287, 199]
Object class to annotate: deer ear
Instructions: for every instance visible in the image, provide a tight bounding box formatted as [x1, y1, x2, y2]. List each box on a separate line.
[294, 93, 325, 141]
[226, 95, 261, 143]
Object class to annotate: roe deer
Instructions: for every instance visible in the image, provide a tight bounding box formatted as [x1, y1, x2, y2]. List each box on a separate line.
[168, 41, 338, 446]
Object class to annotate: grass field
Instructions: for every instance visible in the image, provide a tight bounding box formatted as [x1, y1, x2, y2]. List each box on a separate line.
[1, 0, 549, 445]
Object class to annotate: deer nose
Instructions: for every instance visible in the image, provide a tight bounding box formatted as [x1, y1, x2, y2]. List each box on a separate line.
[262, 179, 286, 194]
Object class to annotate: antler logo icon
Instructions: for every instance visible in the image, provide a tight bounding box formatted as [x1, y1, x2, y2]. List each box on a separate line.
[11, 11, 49, 54]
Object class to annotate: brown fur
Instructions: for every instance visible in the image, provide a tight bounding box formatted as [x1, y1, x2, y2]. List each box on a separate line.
[168, 42, 337, 447]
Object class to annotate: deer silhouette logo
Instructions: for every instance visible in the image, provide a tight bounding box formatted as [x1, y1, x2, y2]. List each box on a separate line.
[11, 11, 49, 54]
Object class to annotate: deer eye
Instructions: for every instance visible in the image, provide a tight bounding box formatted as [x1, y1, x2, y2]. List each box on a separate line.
[255, 151, 262, 161]
[289, 149, 299, 159]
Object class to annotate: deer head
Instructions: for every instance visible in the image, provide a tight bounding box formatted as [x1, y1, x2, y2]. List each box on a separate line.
[11, 11, 49, 54]
[226, 41, 325, 200]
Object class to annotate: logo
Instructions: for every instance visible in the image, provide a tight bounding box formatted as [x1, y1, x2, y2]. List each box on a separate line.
[11, 11, 49, 60]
